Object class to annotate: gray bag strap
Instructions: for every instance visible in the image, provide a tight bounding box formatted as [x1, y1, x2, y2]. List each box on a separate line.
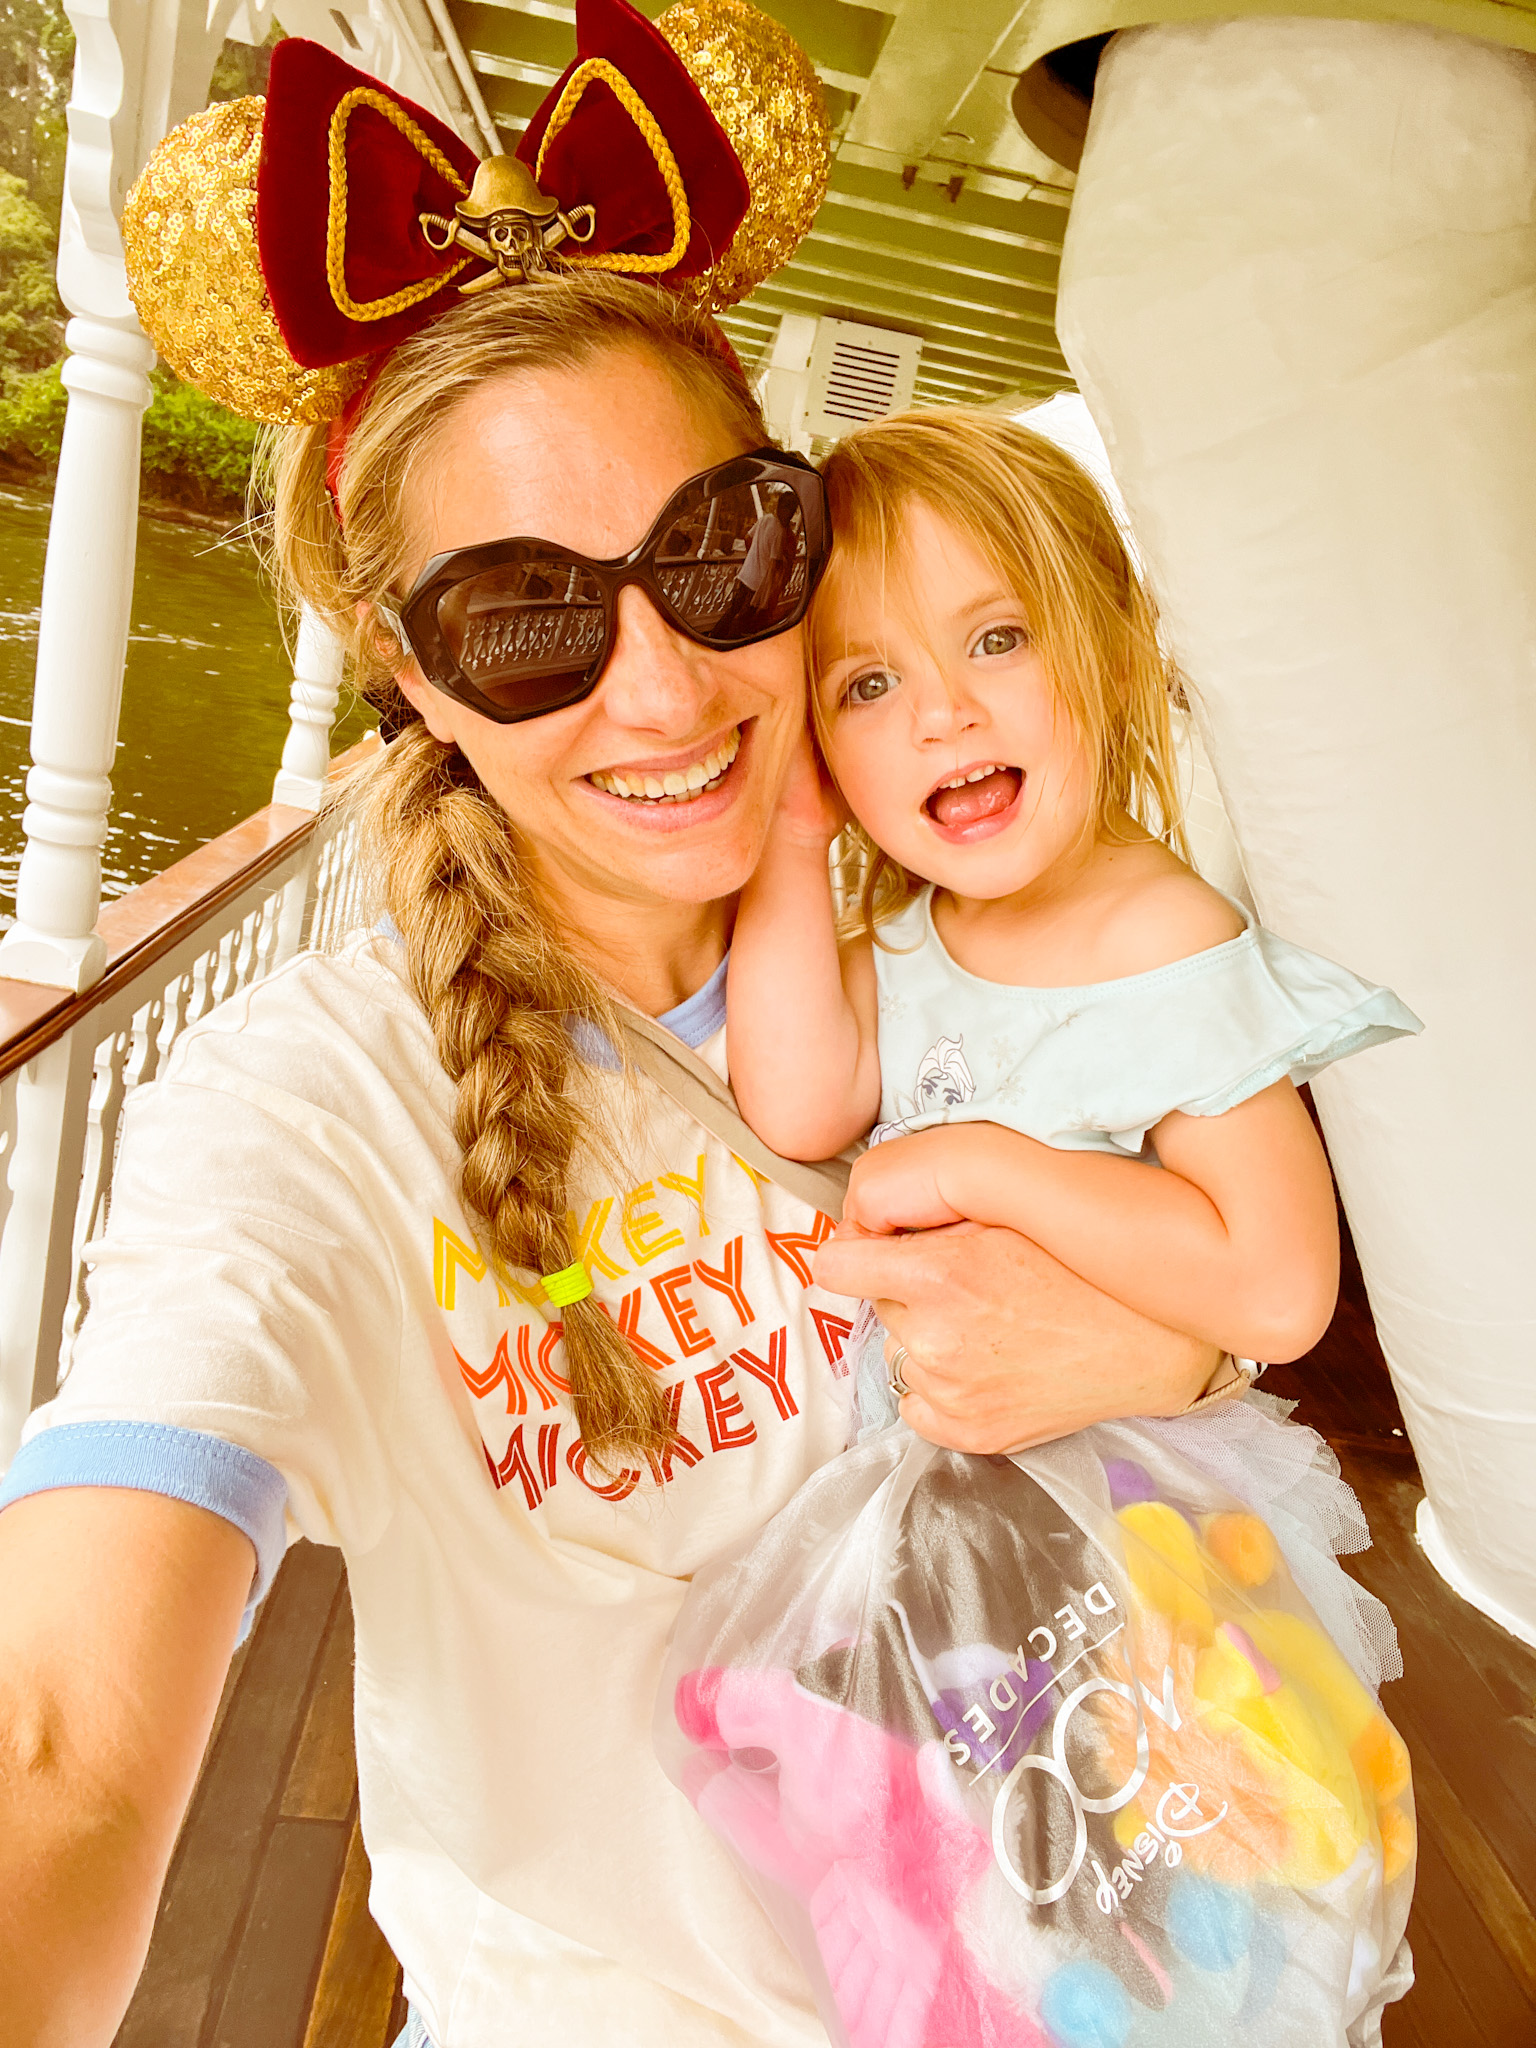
[615, 1007, 852, 1220]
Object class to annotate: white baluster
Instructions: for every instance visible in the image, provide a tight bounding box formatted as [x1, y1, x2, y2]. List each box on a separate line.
[273, 606, 345, 812]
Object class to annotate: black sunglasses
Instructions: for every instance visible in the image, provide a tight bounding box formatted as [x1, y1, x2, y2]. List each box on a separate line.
[388, 448, 830, 725]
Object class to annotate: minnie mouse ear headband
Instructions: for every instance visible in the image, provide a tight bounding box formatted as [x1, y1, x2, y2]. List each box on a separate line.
[121, 0, 829, 430]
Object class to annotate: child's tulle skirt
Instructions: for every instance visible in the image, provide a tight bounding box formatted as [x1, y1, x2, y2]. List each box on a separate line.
[657, 1322, 1415, 2048]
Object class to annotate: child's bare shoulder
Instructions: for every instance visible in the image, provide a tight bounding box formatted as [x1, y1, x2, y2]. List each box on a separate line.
[1092, 849, 1245, 981]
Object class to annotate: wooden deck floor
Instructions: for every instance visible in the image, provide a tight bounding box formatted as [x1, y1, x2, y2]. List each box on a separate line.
[114, 1223, 1536, 2048]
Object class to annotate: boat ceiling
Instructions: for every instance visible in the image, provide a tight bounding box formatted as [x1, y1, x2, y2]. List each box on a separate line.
[438, 0, 1077, 406]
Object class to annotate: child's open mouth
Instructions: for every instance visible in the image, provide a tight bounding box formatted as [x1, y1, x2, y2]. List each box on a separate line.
[924, 762, 1024, 840]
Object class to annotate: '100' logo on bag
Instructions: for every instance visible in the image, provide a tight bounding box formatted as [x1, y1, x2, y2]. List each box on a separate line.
[942, 1577, 1229, 1913]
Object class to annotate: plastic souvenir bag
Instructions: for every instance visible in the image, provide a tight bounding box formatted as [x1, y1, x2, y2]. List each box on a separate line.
[657, 1396, 1415, 2048]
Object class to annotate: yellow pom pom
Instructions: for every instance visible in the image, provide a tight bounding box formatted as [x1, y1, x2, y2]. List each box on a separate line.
[1118, 1500, 1213, 1634]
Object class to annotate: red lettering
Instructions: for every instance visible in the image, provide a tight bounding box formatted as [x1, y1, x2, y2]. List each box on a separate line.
[650, 1266, 716, 1357]
[566, 1436, 642, 1501]
[693, 1236, 754, 1327]
[456, 1333, 526, 1416]
[598, 1287, 675, 1372]
[538, 1322, 571, 1394]
[765, 1212, 836, 1289]
[645, 1379, 706, 1486]
[695, 1364, 758, 1452]
[495, 1424, 544, 1511]
[537, 1422, 561, 1491]
[515, 1325, 560, 1411]
[809, 1307, 855, 1377]
[731, 1326, 798, 1420]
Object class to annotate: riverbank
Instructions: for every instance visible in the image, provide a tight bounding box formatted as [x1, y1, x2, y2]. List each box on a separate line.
[1, 481, 376, 917]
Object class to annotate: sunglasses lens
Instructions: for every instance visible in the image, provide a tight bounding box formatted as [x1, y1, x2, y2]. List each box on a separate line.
[435, 549, 606, 714]
[652, 471, 811, 644]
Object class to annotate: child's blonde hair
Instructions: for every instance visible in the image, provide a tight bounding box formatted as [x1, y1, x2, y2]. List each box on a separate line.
[812, 408, 1188, 938]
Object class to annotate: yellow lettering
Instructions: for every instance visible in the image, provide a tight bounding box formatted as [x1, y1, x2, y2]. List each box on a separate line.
[730, 1152, 770, 1198]
[621, 1181, 685, 1265]
[566, 1197, 628, 1280]
[657, 1154, 709, 1237]
[433, 1217, 512, 1312]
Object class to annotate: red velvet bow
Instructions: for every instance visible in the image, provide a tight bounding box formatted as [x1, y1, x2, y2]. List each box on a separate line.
[256, 0, 750, 374]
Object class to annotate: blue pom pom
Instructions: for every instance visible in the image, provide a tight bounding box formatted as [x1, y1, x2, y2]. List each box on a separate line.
[1040, 1961, 1133, 2048]
[1166, 1872, 1255, 1973]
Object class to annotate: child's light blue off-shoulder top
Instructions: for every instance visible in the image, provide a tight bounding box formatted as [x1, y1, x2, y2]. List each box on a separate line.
[871, 887, 1422, 1157]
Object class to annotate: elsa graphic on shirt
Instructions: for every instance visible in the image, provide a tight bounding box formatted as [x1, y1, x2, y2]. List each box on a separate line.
[870, 1033, 976, 1146]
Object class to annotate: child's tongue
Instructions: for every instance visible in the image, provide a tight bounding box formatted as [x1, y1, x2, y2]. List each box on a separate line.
[928, 767, 1021, 830]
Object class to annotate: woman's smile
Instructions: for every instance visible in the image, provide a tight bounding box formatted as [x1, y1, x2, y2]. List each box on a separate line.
[585, 721, 744, 810]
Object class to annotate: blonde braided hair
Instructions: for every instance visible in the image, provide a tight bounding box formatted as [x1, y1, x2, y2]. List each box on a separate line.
[262, 277, 766, 1469]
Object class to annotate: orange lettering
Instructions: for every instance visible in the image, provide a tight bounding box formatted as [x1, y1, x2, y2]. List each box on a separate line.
[693, 1236, 754, 1327]
[695, 1363, 758, 1452]
[651, 1266, 716, 1357]
[599, 1288, 675, 1373]
[765, 1212, 836, 1289]
[731, 1326, 798, 1420]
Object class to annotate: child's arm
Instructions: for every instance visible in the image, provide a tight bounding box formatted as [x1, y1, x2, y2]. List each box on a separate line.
[726, 735, 883, 1160]
[843, 1081, 1339, 1363]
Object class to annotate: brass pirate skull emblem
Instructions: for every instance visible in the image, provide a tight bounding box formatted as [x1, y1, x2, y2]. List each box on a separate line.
[420, 157, 596, 290]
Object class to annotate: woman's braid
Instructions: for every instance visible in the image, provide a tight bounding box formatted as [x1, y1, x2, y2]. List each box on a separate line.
[356, 726, 671, 1469]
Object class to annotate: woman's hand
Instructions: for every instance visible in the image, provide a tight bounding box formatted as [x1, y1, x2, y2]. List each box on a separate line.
[814, 1218, 1221, 1453]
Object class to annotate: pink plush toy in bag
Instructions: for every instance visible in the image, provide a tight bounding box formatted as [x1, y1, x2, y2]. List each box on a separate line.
[657, 1400, 1414, 2048]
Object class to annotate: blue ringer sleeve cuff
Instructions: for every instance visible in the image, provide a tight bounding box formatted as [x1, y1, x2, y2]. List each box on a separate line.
[0, 1422, 289, 1644]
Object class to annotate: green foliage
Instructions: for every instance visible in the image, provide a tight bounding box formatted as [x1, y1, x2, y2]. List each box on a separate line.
[0, 355, 64, 464]
[0, 0, 74, 223]
[0, 21, 270, 509]
[0, 362, 256, 513]
[0, 169, 61, 368]
[207, 25, 281, 105]
[140, 369, 259, 510]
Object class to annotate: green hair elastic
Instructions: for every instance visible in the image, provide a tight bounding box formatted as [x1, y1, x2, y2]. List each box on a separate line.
[541, 1260, 594, 1308]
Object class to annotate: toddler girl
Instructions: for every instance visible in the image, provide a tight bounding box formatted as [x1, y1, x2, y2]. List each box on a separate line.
[660, 413, 1419, 2048]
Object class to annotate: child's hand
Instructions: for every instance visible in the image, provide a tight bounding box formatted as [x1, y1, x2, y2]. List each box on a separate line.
[843, 1126, 993, 1235]
[772, 727, 845, 853]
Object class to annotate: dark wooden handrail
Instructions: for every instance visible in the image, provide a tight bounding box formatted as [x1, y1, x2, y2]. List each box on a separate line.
[0, 737, 379, 1081]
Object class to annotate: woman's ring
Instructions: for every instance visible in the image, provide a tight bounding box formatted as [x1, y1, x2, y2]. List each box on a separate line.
[888, 1345, 911, 1401]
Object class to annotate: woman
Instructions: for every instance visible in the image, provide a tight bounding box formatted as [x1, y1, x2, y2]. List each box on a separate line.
[0, 279, 1226, 2047]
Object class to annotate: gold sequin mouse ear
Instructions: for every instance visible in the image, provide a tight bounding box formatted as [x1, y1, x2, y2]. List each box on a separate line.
[122, 0, 829, 426]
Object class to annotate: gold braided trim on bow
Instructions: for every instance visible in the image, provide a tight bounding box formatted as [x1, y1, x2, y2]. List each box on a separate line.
[535, 57, 691, 275]
[326, 87, 473, 321]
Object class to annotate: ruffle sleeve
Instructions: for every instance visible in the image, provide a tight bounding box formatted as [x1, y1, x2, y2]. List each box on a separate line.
[1172, 927, 1423, 1117]
[1086, 924, 1423, 1153]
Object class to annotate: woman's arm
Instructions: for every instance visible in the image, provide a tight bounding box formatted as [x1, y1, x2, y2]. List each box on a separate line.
[0, 1488, 250, 2047]
[815, 1220, 1224, 1452]
[841, 1079, 1339, 1362]
[727, 735, 882, 1158]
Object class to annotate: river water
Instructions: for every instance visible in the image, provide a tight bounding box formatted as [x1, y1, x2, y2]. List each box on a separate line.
[0, 483, 377, 924]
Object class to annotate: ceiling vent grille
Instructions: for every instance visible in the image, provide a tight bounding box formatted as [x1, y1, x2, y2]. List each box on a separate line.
[805, 319, 923, 440]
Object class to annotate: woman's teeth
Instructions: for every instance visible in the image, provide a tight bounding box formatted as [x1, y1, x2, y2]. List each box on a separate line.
[588, 728, 740, 803]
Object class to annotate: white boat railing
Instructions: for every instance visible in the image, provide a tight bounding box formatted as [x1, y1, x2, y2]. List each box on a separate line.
[0, 742, 378, 1467]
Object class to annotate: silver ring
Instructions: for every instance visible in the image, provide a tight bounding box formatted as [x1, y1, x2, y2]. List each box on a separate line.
[887, 1344, 911, 1401]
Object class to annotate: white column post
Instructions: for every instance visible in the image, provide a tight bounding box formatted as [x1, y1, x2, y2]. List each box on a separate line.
[0, 315, 154, 990]
[757, 313, 818, 455]
[273, 606, 346, 812]
[1058, 18, 1536, 1643]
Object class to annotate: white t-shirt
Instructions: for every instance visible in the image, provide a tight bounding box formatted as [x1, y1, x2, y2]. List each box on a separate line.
[16, 936, 857, 2047]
